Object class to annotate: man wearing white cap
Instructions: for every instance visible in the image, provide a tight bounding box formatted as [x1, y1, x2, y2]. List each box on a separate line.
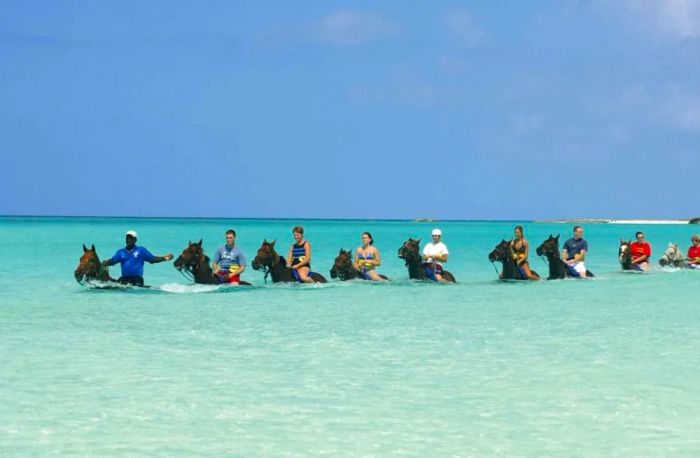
[101, 230, 173, 286]
[422, 228, 449, 282]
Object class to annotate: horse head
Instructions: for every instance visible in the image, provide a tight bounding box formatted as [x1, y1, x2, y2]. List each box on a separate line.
[618, 239, 632, 264]
[252, 239, 279, 271]
[488, 239, 512, 263]
[536, 234, 560, 257]
[398, 238, 422, 265]
[75, 244, 100, 282]
[330, 248, 354, 279]
[659, 242, 682, 266]
[174, 239, 205, 271]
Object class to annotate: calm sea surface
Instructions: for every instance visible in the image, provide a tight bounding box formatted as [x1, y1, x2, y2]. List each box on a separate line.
[1, 217, 699, 456]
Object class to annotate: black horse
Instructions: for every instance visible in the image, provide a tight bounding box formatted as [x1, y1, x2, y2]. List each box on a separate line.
[174, 239, 251, 285]
[488, 239, 540, 281]
[330, 248, 388, 281]
[251, 239, 327, 283]
[397, 238, 456, 282]
[74, 244, 116, 284]
[535, 234, 594, 279]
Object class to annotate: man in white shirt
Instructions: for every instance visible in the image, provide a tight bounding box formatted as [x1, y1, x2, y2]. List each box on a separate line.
[422, 228, 449, 282]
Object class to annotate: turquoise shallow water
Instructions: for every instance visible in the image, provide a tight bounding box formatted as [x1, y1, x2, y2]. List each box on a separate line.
[1, 217, 700, 456]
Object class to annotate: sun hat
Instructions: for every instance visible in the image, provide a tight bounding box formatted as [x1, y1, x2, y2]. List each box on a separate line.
[125, 230, 138, 238]
[432, 228, 442, 236]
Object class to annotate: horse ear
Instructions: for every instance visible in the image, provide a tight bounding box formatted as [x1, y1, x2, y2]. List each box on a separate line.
[91, 244, 95, 251]
[271, 239, 276, 247]
[548, 233, 552, 238]
[188, 240, 192, 245]
[197, 239, 202, 246]
[555, 234, 560, 240]
[263, 238, 267, 244]
[83, 244, 88, 252]
[339, 248, 344, 254]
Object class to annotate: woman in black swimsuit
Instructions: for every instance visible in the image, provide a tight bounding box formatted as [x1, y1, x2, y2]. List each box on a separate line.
[510, 225, 539, 280]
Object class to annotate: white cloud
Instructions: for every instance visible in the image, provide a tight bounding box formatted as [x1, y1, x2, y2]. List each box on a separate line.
[665, 90, 700, 129]
[619, 0, 700, 40]
[444, 9, 484, 48]
[316, 10, 397, 46]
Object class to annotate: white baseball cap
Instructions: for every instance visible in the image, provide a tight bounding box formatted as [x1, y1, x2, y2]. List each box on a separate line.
[432, 228, 442, 236]
[125, 230, 138, 238]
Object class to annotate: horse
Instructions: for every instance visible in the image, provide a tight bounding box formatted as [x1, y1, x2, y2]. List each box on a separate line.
[397, 238, 456, 282]
[75, 244, 115, 284]
[330, 248, 388, 281]
[251, 239, 327, 283]
[618, 239, 636, 271]
[174, 239, 251, 285]
[659, 243, 687, 268]
[488, 239, 540, 280]
[535, 234, 594, 279]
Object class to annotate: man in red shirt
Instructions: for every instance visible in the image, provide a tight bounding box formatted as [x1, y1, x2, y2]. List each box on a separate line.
[688, 235, 700, 267]
[629, 231, 651, 271]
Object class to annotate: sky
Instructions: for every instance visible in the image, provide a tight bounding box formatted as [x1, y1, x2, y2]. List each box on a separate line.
[1, 0, 699, 220]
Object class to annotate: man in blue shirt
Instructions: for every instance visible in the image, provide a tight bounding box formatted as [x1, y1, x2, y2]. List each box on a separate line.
[212, 229, 247, 284]
[562, 225, 589, 278]
[102, 230, 173, 286]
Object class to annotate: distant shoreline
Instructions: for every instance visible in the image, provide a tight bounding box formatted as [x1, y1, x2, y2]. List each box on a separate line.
[1, 215, 697, 224]
[536, 219, 693, 225]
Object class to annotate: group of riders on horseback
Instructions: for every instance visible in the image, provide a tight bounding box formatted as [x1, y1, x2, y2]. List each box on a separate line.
[74, 225, 700, 287]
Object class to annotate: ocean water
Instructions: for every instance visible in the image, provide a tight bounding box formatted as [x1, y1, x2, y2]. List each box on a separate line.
[1, 217, 699, 456]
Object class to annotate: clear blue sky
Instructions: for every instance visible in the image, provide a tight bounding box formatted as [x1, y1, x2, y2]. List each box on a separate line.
[1, 1, 699, 219]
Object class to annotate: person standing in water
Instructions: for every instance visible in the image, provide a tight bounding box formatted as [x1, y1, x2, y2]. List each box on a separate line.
[102, 230, 173, 286]
[354, 231, 386, 281]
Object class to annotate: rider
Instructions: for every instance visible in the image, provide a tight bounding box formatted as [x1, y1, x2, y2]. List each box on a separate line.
[562, 225, 588, 278]
[510, 225, 538, 280]
[212, 229, 247, 284]
[102, 230, 173, 286]
[422, 228, 449, 282]
[354, 231, 385, 281]
[629, 231, 651, 271]
[287, 226, 314, 283]
[688, 235, 700, 267]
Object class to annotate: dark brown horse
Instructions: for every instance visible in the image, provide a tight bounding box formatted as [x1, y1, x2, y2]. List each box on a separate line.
[397, 238, 456, 282]
[488, 239, 540, 281]
[618, 239, 644, 271]
[535, 234, 594, 279]
[251, 240, 327, 283]
[330, 248, 388, 281]
[74, 244, 115, 284]
[174, 239, 251, 285]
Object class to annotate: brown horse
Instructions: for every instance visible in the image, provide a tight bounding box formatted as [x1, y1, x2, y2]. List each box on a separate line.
[488, 239, 540, 281]
[535, 234, 594, 279]
[618, 239, 646, 272]
[397, 238, 456, 282]
[75, 244, 115, 284]
[174, 239, 251, 286]
[330, 248, 388, 281]
[251, 239, 327, 283]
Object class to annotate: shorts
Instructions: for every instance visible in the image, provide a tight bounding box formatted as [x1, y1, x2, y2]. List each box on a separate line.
[119, 276, 144, 286]
[571, 262, 586, 275]
[218, 272, 241, 284]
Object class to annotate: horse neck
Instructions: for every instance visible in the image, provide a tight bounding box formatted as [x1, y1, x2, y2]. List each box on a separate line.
[501, 258, 516, 277]
[405, 256, 423, 278]
[269, 255, 292, 281]
[193, 256, 215, 281]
